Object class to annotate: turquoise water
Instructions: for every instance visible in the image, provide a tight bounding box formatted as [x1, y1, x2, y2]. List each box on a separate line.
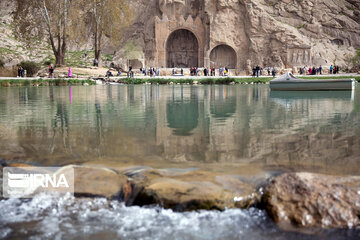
[0, 85, 359, 175]
[0, 85, 360, 239]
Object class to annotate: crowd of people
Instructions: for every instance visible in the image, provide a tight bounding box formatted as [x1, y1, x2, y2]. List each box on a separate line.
[15, 56, 345, 80]
[330, 65, 340, 74]
[99, 62, 343, 79]
[141, 67, 160, 77]
[299, 66, 322, 75]
[252, 66, 277, 77]
[188, 67, 229, 77]
[298, 65, 340, 75]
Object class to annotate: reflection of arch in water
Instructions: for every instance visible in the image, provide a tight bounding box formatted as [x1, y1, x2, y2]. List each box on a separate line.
[210, 45, 237, 68]
[166, 29, 199, 68]
[167, 100, 199, 136]
[210, 87, 237, 119]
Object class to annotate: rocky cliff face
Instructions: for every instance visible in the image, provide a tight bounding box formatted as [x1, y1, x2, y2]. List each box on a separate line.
[115, 0, 360, 70]
[1, 0, 359, 72]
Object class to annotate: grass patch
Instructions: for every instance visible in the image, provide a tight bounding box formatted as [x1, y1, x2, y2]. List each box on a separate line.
[0, 79, 96, 87]
[65, 50, 94, 68]
[103, 54, 113, 62]
[299, 76, 360, 82]
[113, 76, 360, 85]
[115, 77, 272, 85]
[264, 0, 276, 6]
[0, 47, 16, 55]
[63, 50, 115, 68]
[296, 24, 305, 29]
[1, 76, 358, 88]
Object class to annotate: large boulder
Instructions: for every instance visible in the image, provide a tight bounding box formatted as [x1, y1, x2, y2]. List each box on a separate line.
[58, 165, 131, 200]
[134, 178, 234, 211]
[131, 170, 259, 211]
[262, 172, 360, 229]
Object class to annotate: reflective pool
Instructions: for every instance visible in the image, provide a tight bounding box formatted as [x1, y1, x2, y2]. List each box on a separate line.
[0, 85, 359, 175]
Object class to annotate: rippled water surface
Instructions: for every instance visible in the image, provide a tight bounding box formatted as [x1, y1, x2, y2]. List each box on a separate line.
[0, 85, 360, 239]
[0, 194, 359, 240]
[0, 85, 359, 174]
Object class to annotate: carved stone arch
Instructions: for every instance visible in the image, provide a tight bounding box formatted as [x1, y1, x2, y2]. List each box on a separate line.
[210, 44, 237, 69]
[166, 29, 199, 68]
[155, 15, 205, 68]
[164, 27, 202, 50]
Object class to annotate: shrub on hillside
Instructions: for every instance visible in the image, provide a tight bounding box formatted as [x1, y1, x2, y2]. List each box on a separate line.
[20, 61, 40, 77]
[43, 60, 52, 66]
[43, 57, 55, 66]
[351, 48, 360, 72]
[0, 59, 4, 68]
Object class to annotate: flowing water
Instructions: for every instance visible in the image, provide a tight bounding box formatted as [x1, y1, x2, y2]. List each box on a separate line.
[0, 84, 360, 239]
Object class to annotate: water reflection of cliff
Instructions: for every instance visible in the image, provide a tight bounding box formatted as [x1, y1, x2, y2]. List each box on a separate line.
[167, 87, 199, 136]
[0, 85, 359, 174]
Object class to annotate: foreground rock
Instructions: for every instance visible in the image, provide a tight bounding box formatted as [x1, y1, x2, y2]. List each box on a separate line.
[262, 172, 360, 229]
[130, 170, 260, 211]
[58, 165, 131, 200]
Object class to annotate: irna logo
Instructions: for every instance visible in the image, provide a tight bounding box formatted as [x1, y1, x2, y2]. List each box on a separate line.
[3, 167, 74, 198]
[7, 172, 70, 188]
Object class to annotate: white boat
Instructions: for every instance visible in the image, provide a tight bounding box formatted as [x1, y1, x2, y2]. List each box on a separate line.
[270, 72, 356, 91]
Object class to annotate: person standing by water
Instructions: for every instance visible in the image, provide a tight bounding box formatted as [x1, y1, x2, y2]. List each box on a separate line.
[20, 67, 24, 78]
[49, 65, 54, 78]
[319, 65, 322, 75]
[68, 67, 72, 78]
[330, 65, 333, 74]
[17, 66, 21, 77]
[267, 67, 271, 76]
[272, 67, 277, 77]
[256, 65, 260, 77]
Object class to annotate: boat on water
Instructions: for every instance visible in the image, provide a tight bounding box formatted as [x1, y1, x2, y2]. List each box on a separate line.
[270, 72, 356, 91]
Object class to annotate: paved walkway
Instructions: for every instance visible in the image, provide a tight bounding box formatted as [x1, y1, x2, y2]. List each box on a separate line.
[0, 73, 358, 81]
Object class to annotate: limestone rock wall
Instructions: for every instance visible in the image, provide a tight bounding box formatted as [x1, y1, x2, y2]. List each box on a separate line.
[113, 0, 360, 70]
[1, 0, 359, 71]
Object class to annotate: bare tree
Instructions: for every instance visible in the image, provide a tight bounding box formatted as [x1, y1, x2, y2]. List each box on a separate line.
[84, 0, 132, 65]
[14, 0, 74, 66]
